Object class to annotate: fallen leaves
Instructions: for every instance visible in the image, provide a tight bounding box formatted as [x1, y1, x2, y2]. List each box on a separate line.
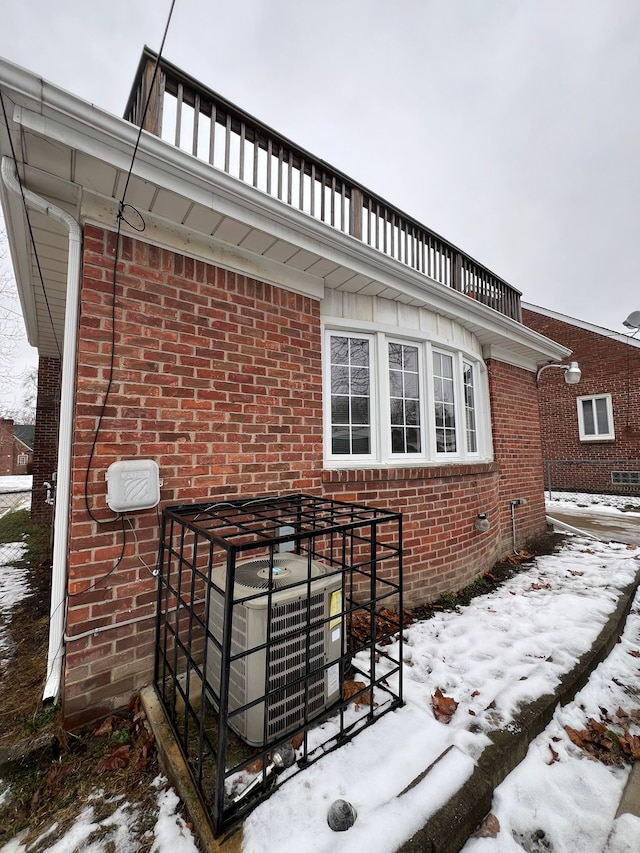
[472, 813, 500, 838]
[431, 688, 458, 724]
[564, 711, 640, 766]
[349, 608, 410, 650]
[96, 744, 131, 774]
[547, 744, 560, 765]
[343, 680, 377, 710]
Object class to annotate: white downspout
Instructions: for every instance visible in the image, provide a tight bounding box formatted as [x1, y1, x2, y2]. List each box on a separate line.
[1, 156, 81, 703]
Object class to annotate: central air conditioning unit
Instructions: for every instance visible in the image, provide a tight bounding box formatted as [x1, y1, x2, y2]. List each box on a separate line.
[206, 553, 343, 747]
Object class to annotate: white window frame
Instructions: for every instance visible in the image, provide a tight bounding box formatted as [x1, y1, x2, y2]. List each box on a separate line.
[577, 394, 615, 441]
[323, 328, 491, 466]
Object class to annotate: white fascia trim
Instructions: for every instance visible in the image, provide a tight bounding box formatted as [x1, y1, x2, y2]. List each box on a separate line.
[523, 302, 640, 351]
[81, 192, 324, 300]
[3, 60, 567, 363]
[481, 343, 570, 373]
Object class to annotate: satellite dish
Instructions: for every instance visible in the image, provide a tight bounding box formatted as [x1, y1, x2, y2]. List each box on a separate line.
[623, 311, 640, 330]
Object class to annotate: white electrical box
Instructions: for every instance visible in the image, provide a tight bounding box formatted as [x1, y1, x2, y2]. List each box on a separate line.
[106, 459, 161, 512]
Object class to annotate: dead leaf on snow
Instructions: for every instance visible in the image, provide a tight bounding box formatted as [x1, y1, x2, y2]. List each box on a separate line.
[473, 813, 500, 838]
[548, 744, 560, 764]
[569, 570, 584, 576]
[628, 650, 640, 658]
[431, 688, 458, 723]
[343, 680, 377, 710]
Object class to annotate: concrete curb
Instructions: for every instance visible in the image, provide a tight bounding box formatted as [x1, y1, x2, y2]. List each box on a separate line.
[397, 570, 640, 853]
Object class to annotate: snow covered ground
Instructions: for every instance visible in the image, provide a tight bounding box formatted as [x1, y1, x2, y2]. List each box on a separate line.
[1, 490, 639, 852]
[242, 532, 640, 853]
[0, 779, 199, 853]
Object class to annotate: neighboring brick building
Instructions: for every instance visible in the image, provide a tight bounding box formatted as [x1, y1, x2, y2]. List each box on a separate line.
[0, 51, 568, 726]
[523, 304, 640, 495]
[0, 417, 33, 476]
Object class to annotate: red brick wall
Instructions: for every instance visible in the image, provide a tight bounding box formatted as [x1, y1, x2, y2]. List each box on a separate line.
[64, 226, 324, 726]
[523, 308, 640, 494]
[0, 418, 14, 476]
[63, 225, 548, 725]
[32, 357, 61, 523]
[486, 359, 548, 545]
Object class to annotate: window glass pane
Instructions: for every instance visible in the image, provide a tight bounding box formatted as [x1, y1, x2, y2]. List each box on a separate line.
[331, 365, 349, 394]
[403, 347, 418, 372]
[390, 398, 404, 425]
[351, 397, 370, 424]
[405, 428, 420, 453]
[464, 362, 477, 453]
[391, 427, 405, 453]
[433, 351, 456, 453]
[404, 372, 419, 399]
[595, 397, 609, 434]
[331, 396, 349, 424]
[331, 427, 351, 454]
[389, 370, 403, 396]
[349, 339, 369, 366]
[329, 335, 371, 456]
[388, 343, 421, 455]
[405, 399, 420, 425]
[351, 428, 370, 454]
[350, 366, 370, 395]
[582, 399, 595, 435]
[331, 337, 349, 364]
[388, 343, 403, 369]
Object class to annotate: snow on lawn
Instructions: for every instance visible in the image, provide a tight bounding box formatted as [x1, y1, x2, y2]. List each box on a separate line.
[463, 586, 640, 853]
[0, 476, 32, 494]
[548, 490, 640, 516]
[242, 537, 640, 853]
[0, 778, 199, 853]
[0, 557, 29, 661]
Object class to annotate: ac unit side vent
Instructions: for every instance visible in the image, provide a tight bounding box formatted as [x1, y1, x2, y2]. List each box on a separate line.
[206, 555, 342, 746]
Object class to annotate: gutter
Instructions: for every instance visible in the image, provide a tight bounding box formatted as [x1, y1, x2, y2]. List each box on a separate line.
[1, 156, 81, 704]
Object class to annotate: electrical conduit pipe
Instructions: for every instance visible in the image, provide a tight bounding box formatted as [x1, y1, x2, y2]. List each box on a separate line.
[1, 156, 81, 703]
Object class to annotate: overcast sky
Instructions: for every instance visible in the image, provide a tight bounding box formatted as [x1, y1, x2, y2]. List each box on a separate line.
[1, 0, 639, 399]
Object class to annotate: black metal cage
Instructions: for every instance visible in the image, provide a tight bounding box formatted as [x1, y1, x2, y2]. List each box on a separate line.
[154, 493, 403, 834]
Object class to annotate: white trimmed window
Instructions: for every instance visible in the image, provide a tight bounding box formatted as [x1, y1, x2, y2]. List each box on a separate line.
[324, 330, 489, 464]
[577, 394, 614, 441]
[17, 453, 29, 466]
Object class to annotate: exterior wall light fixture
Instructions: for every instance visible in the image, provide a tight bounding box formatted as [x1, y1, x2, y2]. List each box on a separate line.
[536, 361, 581, 385]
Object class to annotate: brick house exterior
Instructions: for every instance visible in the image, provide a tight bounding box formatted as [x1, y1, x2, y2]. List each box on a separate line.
[523, 304, 640, 496]
[0, 53, 568, 726]
[0, 417, 33, 476]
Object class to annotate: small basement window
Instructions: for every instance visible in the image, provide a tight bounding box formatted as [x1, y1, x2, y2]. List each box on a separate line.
[611, 471, 640, 486]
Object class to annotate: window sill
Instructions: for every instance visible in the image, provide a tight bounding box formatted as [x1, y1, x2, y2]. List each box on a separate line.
[322, 460, 498, 483]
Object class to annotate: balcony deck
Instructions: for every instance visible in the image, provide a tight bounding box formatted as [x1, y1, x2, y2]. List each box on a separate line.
[125, 49, 521, 322]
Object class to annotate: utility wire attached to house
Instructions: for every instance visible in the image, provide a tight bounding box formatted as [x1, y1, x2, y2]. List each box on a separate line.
[83, 0, 177, 527]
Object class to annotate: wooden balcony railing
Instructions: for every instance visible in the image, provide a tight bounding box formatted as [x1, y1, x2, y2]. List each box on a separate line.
[125, 49, 521, 322]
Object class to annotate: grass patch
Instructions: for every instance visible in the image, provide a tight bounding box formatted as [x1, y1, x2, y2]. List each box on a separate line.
[0, 509, 50, 566]
[0, 509, 30, 544]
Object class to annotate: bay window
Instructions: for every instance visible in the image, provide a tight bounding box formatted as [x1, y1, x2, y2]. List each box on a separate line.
[324, 330, 489, 464]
